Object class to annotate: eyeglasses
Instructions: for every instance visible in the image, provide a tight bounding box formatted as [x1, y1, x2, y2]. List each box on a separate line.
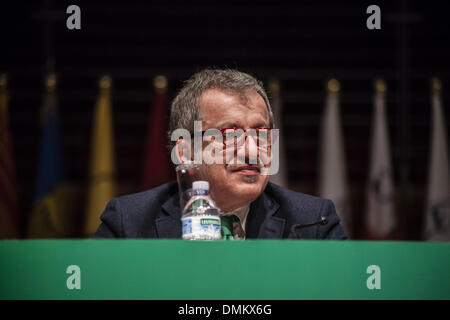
[200, 127, 276, 149]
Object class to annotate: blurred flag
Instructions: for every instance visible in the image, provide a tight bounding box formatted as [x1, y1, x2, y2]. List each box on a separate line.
[365, 80, 396, 239]
[142, 75, 173, 190]
[423, 78, 450, 241]
[84, 76, 117, 237]
[27, 74, 69, 238]
[268, 79, 288, 188]
[318, 79, 352, 237]
[0, 74, 19, 238]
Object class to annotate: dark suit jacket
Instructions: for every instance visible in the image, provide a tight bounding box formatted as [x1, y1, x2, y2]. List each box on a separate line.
[93, 181, 348, 239]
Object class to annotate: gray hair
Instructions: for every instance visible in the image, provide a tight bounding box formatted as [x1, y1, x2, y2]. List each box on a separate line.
[168, 69, 274, 149]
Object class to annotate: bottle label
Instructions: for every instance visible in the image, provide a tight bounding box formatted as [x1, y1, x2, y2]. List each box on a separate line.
[182, 215, 221, 240]
[193, 189, 208, 196]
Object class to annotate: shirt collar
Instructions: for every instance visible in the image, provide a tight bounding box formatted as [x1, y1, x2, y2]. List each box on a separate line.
[221, 205, 250, 232]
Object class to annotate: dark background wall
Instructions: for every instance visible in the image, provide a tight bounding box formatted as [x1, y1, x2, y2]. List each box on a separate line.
[1, 0, 449, 239]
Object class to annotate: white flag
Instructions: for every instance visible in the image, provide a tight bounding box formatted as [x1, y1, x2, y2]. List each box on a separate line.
[269, 80, 288, 188]
[423, 81, 450, 241]
[365, 82, 396, 239]
[318, 80, 352, 237]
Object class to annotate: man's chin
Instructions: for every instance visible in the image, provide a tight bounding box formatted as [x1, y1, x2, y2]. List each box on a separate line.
[229, 175, 267, 196]
[208, 175, 268, 212]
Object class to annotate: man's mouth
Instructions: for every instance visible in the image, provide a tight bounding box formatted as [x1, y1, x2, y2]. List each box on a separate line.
[230, 165, 261, 175]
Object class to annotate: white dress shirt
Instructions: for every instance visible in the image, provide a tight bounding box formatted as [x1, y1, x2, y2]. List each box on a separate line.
[221, 205, 250, 239]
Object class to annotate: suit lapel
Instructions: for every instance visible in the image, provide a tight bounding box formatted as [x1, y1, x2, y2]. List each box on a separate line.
[156, 192, 182, 238]
[246, 189, 285, 239]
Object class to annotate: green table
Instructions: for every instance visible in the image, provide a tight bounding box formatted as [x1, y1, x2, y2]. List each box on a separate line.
[0, 240, 449, 299]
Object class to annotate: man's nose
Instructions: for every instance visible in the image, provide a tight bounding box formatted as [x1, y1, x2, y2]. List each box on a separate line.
[243, 133, 259, 164]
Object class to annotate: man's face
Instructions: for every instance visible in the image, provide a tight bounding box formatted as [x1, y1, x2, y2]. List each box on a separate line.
[197, 88, 270, 212]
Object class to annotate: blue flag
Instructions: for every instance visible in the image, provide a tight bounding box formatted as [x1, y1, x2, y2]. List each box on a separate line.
[33, 104, 62, 203]
[28, 75, 68, 238]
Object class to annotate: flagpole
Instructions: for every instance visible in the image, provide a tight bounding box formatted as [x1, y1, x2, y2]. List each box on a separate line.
[375, 79, 386, 96]
[431, 77, 441, 96]
[154, 75, 168, 95]
[327, 78, 340, 95]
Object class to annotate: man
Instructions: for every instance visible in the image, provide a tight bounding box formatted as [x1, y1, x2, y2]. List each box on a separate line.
[93, 69, 348, 239]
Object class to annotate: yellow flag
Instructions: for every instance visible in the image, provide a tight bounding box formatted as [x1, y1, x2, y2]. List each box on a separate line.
[84, 76, 116, 237]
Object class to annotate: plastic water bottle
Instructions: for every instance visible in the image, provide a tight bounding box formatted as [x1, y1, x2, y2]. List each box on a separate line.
[181, 181, 222, 240]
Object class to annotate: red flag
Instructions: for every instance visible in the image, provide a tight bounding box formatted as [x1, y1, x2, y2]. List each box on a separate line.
[0, 74, 19, 238]
[142, 76, 174, 190]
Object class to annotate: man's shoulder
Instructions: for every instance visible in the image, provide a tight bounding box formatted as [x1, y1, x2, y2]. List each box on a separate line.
[264, 182, 336, 224]
[111, 181, 178, 213]
[264, 182, 347, 239]
[265, 182, 331, 208]
[94, 181, 179, 238]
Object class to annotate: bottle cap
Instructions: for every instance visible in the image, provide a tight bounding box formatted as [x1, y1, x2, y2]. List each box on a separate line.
[192, 181, 209, 191]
